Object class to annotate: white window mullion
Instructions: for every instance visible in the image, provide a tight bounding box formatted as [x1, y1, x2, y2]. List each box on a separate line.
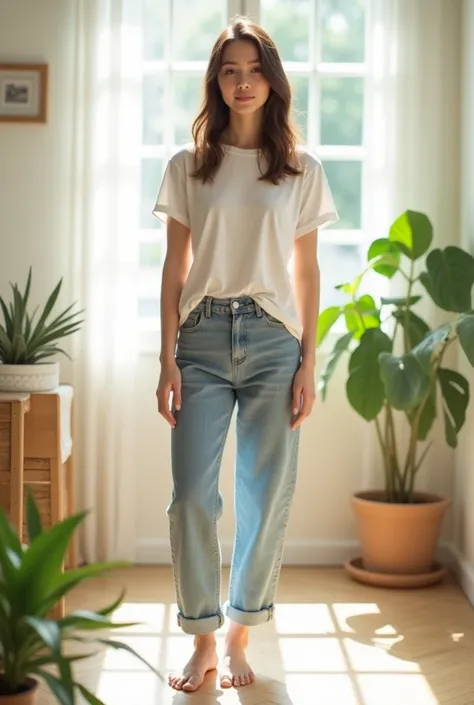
[228, 0, 244, 20]
[163, 0, 173, 161]
[308, 0, 321, 150]
[243, 0, 260, 24]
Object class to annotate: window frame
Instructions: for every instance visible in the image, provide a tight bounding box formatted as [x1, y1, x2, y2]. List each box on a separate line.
[138, 0, 373, 354]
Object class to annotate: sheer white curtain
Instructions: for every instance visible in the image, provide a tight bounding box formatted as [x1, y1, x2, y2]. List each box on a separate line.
[362, 0, 461, 486]
[366, 0, 460, 241]
[69, 0, 143, 562]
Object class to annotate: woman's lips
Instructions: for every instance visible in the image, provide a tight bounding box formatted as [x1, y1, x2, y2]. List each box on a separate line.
[235, 95, 254, 102]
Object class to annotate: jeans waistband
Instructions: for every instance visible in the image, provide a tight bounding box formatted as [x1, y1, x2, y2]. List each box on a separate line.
[200, 296, 263, 318]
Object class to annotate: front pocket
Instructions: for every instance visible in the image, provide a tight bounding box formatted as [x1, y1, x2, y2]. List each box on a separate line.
[180, 310, 204, 333]
[262, 309, 285, 328]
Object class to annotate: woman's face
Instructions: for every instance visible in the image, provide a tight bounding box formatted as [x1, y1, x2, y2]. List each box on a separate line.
[217, 40, 271, 115]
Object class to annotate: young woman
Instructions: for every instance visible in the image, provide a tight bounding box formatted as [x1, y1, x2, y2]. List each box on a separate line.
[153, 17, 337, 693]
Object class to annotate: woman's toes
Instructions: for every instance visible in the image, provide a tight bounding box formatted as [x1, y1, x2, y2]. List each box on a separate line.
[183, 676, 200, 692]
[221, 675, 232, 688]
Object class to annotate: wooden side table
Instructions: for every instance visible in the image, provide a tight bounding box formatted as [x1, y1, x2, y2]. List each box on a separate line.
[0, 387, 75, 620]
[0, 393, 30, 536]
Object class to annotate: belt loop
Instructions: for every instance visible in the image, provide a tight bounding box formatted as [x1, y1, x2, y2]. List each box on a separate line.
[254, 301, 262, 317]
[205, 296, 212, 318]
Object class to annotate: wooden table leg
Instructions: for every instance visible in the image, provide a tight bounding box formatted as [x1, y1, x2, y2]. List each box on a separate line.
[66, 452, 77, 569]
[10, 401, 26, 537]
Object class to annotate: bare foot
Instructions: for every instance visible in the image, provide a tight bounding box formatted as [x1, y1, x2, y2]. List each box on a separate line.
[169, 634, 218, 692]
[220, 622, 255, 688]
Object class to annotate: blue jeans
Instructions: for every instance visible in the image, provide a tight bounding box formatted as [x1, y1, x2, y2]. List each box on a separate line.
[169, 296, 301, 635]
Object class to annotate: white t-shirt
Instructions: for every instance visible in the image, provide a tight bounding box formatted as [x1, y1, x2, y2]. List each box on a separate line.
[152, 144, 338, 339]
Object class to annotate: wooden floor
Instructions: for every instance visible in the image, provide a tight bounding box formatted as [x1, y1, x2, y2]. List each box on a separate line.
[37, 566, 474, 705]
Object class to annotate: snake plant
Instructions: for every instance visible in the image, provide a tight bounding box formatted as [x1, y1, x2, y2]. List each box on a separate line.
[0, 267, 83, 364]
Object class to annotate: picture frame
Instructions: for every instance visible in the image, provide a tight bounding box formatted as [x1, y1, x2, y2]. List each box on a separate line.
[0, 63, 48, 123]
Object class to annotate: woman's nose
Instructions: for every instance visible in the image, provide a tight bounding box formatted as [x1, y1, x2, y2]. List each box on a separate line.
[237, 76, 251, 89]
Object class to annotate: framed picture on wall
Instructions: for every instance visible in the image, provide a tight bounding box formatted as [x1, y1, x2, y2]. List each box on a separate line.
[0, 63, 48, 123]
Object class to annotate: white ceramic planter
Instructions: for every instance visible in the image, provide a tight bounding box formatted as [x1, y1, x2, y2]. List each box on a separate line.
[0, 362, 60, 392]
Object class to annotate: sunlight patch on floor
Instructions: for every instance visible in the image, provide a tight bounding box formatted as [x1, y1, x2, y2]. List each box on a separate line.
[85, 600, 441, 705]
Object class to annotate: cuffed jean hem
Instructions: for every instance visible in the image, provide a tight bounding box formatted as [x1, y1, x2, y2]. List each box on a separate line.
[177, 611, 225, 635]
[224, 601, 275, 627]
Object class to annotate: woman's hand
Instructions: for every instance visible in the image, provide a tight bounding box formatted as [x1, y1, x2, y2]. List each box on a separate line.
[157, 360, 182, 428]
[291, 362, 316, 431]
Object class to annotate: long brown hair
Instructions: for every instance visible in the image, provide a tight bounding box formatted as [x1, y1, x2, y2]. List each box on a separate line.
[191, 18, 302, 185]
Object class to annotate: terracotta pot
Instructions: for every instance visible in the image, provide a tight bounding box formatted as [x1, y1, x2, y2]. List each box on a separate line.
[352, 490, 450, 575]
[0, 678, 38, 705]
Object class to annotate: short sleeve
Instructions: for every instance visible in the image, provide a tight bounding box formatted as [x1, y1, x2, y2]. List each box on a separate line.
[295, 160, 338, 238]
[152, 159, 190, 228]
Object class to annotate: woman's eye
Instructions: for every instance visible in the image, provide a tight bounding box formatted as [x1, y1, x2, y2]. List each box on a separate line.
[252, 67, 262, 73]
[224, 68, 235, 75]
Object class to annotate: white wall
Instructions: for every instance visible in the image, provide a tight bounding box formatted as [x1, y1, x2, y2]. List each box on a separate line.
[452, 0, 474, 603]
[0, 0, 458, 566]
[0, 0, 76, 317]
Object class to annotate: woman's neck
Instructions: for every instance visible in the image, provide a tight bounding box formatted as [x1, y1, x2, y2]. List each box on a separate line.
[222, 112, 263, 150]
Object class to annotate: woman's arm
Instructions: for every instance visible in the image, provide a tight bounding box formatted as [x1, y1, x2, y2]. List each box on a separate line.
[157, 217, 192, 427]
[291, 228, 320, 430]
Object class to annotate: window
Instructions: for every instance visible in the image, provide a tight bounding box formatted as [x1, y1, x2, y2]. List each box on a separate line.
[139, 0, 368, 344]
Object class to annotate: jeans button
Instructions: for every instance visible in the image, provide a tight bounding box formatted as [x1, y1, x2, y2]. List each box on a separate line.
[232, 301, 240, 310]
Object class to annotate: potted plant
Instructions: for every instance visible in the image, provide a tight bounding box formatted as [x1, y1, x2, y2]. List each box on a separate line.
[317, 210, 474, 587]
[0, 267, 83, 392]
[0, 492, 161, 704]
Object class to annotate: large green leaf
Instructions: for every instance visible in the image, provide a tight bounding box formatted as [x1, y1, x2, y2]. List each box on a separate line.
[335, 272, 363, 297]
[34, 669, 73, 705]
[389, 210, 433, 260]
[392, 309, 430, 349]
[457, 313, 474, 366]
[0, 325, 12, 361]
[316, 306, 341, 346]
[76, 685, 107, 705]
[29, 653, 95, 669]
[24, 617, 61, 656]
[419, 247, 474, 312]
[16, 512, 88, 611]
[411, 324, 452, 372]
[29, 278, 63, 342]
[41, 562, 131, 614]
[381, 295, 422, 307]
[318, 332, 353, 401]
[26, 489, 43, 543]
[10, 333, 27, 364]
[92, 639, 163, 679]
[438, 368, 470, 448]
[409, 383, 437, 440]
[0, 296, 13, 336]
[0, 510, 23, 584]
[367, 238, 401, 278]
[58, 610, 137, 632]
[12, 285, 25, 336]
[344, 295, 380, 339]
[379, 352, 430, 410]
[95, 589, 127, 617]
[30, 346, 71, 364]
[346, 328, 392, 420]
